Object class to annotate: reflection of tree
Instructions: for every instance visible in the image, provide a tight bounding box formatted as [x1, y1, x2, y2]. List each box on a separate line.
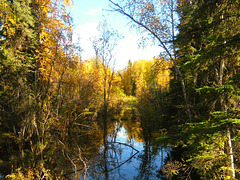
[133, 115, 165, 180]
[85, 121, 139, 179]
[119, 117, 166, 180]
[76, 113, 167, 179]
[138, 145, 153, 180]
[103, 137, 109, 180]
[136, 144, 162, 180]
[122, 118, 143, 143]
[58, 126, 103, 180]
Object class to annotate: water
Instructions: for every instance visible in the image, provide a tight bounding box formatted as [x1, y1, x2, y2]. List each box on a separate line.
[79, 124, 168, 180]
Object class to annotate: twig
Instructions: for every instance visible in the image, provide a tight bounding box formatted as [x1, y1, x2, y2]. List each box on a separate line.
[109, 141, 140, 153]
[107, 151, 139, 173]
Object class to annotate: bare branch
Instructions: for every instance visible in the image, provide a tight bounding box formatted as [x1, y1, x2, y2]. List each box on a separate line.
[108, 0, 192, 119]
[109, 0, 174, 61]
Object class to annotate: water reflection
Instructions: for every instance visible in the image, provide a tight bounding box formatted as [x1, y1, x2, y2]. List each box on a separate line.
[79, 120, 168, 180]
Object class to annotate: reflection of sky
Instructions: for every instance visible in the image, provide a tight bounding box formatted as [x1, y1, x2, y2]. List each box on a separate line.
[116, 127, 128, 139]
[81, 126, 168, 180]
[116, 127, 144, 151]
[114, 127, 144, 178]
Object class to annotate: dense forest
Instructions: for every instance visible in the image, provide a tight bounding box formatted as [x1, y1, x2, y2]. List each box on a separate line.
[0, 0, 240, 179]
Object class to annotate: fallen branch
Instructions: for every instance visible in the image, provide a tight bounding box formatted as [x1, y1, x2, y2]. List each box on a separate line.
[107, 151, 139, 173]
[109, 141, 140, 153]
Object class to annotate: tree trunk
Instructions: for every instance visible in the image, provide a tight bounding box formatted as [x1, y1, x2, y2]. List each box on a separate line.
[109, 0, 193, 120]
[219, 57, 235, 178]
[228, 128, 235, 178]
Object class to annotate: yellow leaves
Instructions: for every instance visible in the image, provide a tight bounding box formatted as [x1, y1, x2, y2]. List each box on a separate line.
[39, 28, 48, 43]
[0, 0, 20, 58]
[38, 141, 48, 152]
[112, 73, 122, 84]
[146, 2, 154, 12]
[153, 57, 173, 90]
[6, 167, 35, 180]
[63, 0, 73, 7]
[177, 0, 188, 8]
[0, 0, 18, 38]
[35, 0, 73, 83]
[124, 57, 172, 97]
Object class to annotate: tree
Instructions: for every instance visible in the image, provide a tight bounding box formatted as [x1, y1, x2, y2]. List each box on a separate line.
[160, 0, 240, 178]
[91, 21, 122, 179]
[0, 0, 39, 176]
[109, 0, 192, 119]
[92, 20, 121, 121]
[119, 60, 136, 96]
[0, 0, 76, 178]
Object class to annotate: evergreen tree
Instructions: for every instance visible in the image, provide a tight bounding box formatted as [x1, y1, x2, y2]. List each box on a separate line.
[161, 0, 240, 178]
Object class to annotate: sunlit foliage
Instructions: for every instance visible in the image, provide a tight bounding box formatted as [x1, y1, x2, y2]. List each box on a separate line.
[1, 0, 239, 179]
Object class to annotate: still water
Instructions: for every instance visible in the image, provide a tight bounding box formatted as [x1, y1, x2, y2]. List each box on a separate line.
[78, 122, 169, 180]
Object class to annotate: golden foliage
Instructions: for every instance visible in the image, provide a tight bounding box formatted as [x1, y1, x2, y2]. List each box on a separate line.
[35, 0, 72, 82]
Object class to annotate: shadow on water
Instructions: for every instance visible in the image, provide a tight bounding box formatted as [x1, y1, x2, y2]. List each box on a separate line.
[77, 117, 170, 180]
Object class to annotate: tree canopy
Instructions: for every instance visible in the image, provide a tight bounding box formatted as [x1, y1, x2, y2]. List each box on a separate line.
[0, 0, 239, 179]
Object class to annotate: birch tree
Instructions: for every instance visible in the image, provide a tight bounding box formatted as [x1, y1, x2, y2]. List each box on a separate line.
[109, 0, 192, 119]
[172, 0, 240, 178]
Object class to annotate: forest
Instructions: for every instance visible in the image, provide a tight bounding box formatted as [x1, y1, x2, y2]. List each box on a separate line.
[0, 0, 240, 179]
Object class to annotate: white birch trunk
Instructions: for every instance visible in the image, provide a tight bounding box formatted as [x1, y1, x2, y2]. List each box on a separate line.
[228, 128, 235, 178]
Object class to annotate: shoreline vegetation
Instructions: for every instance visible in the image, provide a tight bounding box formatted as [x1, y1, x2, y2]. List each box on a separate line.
[1, 0, 240, 179]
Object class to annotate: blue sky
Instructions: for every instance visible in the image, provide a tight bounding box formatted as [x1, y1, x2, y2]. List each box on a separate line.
[70, 0, 161, 70]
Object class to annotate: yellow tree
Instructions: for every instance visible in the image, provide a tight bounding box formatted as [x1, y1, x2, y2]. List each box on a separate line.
[119, 60, 136, 96]
[92, 20, 121, 119]
[0, 0, 75, 178]
[126, 58, 172, 143]
[109, 0, 192, 119]
[154, 57, 173, 91]
[36, 0, 72, 85]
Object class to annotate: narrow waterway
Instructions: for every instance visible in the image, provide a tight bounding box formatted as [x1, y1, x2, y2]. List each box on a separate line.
[79, 121, 169, 180]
